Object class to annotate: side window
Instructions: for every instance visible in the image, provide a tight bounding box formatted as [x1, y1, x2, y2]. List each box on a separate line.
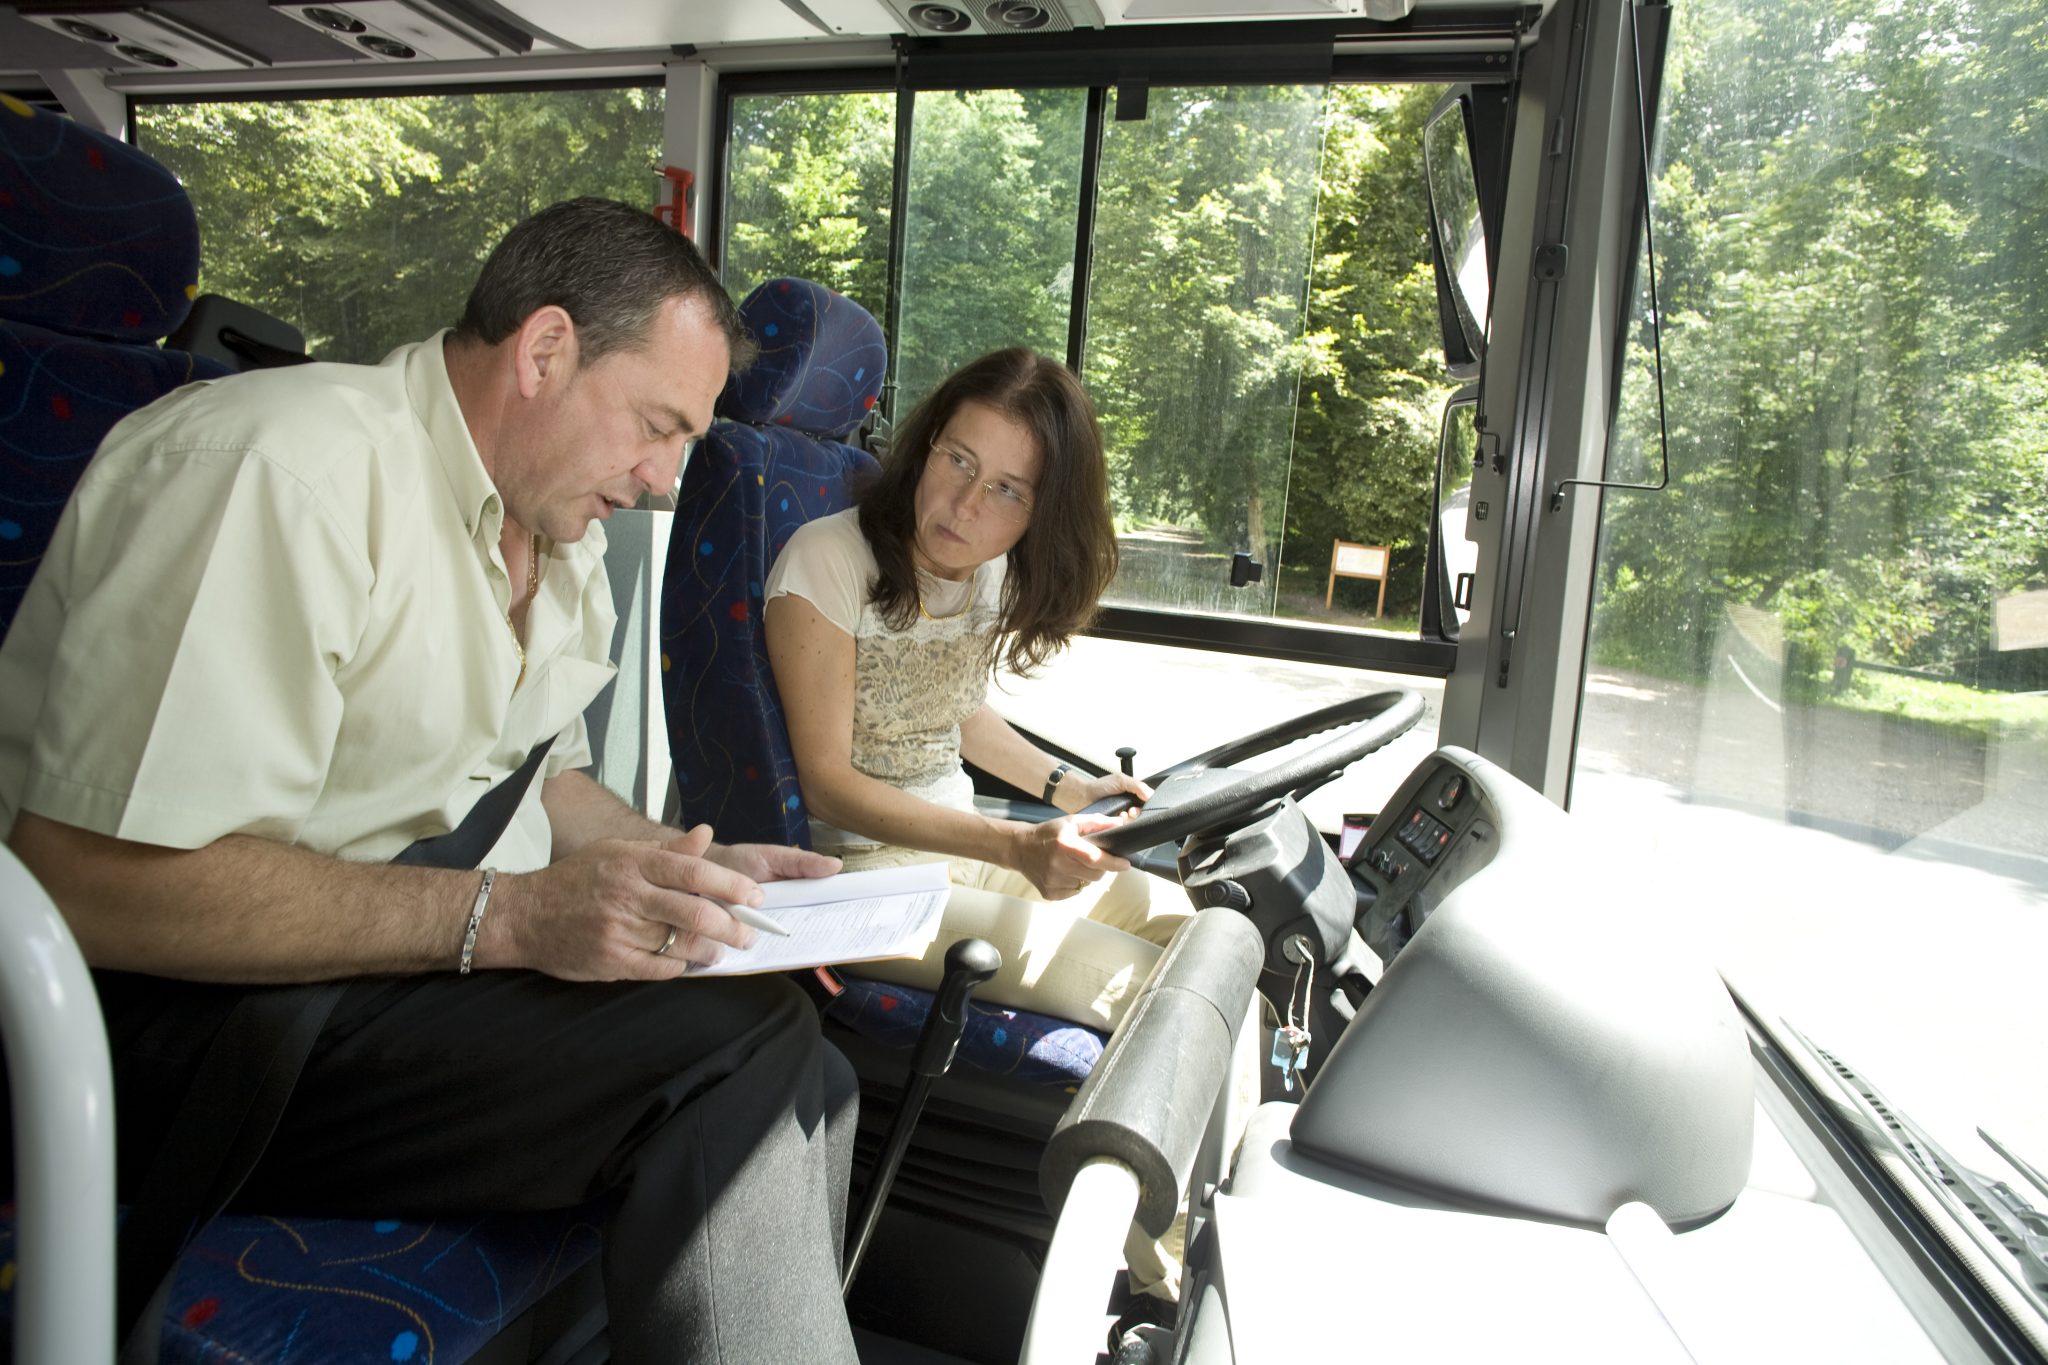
[1576, 0, 2048, 1169]
[134, 87, 665, 364]
[722, 90, 896, 326]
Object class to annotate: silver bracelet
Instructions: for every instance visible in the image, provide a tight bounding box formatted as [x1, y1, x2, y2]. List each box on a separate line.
[458, 869, 495, 976]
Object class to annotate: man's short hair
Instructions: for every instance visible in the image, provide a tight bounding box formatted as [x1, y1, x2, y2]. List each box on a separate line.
[453, 197, 753, 369]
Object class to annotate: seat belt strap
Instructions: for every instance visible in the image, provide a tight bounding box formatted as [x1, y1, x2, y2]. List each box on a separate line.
[116, 735, 557, 1360]
[392, 736, 555, 867]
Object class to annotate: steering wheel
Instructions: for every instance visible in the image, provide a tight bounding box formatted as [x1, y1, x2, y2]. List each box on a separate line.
[1083, 688, 1425, 858]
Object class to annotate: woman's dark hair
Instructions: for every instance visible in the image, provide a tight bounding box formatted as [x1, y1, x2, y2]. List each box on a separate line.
[859, 348, 1117, 676]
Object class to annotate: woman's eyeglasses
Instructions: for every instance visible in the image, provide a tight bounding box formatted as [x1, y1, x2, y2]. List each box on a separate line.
[927, 441, 1033, 523]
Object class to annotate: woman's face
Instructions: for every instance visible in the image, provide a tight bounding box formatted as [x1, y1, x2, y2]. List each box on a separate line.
[911, 399, 1041, 582]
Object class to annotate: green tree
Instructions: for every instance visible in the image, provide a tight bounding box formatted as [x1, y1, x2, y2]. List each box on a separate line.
[1590, 0, 2048, 688]
[1286, 83, 1453, 618]
[139, 87, 663, 363]
[724, 90, 895, 322]
[1084, 84, 1328, 581]
[894, 89, 1085, 415]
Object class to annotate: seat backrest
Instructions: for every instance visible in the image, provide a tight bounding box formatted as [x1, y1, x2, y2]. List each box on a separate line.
[0, 98, 228, 642]
[662, 277, 886, 845]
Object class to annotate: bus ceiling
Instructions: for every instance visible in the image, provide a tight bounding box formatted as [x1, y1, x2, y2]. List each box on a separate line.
[3, 0, 1550, 97]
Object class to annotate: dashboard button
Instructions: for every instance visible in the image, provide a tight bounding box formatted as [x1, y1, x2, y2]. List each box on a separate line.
[1438, 775, 1466, 811]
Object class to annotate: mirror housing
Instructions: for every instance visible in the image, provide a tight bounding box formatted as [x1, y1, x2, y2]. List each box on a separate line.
[1424, 91, 1491, 380]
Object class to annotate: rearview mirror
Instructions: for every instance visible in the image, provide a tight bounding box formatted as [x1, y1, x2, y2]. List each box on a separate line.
[1423, 386, 1480, 641]
[1424, 94, 1489, 379]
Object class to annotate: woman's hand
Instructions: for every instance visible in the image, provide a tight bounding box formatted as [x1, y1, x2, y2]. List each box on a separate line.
[1009, 815, 1134, 899]
[1061, 770, 1152, 812]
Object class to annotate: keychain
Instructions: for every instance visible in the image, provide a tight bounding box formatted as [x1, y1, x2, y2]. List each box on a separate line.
[1270, 935, 1316, 1092]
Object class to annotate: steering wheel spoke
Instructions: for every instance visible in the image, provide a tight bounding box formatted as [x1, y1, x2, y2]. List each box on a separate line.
[1085, 689, 1425, 858]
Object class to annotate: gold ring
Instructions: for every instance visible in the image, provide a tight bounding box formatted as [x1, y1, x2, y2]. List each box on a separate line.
[653, 925, 679, 957]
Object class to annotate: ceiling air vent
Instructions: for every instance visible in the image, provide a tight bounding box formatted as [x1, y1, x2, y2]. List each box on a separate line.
[270, 0, 534, 61]
[887, 0, 1103, 36]
[23, 8, 265, 70]
[983, 1, 1074, 33]
[906, 4, 973, 32]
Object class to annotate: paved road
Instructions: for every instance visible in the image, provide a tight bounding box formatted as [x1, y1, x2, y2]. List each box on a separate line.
[1580, 657, 2048, 859]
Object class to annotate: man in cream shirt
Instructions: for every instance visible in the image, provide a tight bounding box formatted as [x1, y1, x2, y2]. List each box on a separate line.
[0, 199, 860, 1363]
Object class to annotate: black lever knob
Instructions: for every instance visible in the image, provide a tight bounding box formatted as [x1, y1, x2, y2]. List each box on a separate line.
[848, 936, 1004, 1294]
[1116, 745, 1138, 777]
[911, 937, 1001, 1078]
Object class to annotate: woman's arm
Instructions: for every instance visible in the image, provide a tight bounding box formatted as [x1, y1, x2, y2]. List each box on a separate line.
[958, 705, 1151, 813]
[767, 592, 1022, 865]
[765, 594, 1134, 898]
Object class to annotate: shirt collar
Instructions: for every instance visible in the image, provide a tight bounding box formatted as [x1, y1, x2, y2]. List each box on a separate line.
[405, 329, 504, 546]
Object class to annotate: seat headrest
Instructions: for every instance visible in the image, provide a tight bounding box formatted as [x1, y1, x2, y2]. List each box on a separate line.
[718, 278, 886, 441]
[0, 96, 201, 343]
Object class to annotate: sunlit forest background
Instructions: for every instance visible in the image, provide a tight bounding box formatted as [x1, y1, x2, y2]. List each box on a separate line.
[136, 0, 2048, 701]
[137, 81, 1453, 630]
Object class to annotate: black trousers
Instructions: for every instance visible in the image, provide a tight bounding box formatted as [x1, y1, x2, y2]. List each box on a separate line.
[85, 968, 861, 1364]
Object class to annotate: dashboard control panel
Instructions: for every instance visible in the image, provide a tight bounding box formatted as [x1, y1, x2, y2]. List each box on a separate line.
[1349, 751, 1500, 963]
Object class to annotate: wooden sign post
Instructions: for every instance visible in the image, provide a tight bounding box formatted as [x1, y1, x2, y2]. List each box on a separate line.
[1327, 540, 1390, 616]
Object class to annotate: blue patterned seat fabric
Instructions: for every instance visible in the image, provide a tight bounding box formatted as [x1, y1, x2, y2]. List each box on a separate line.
[822, 982, 1105, 1088]
[0, 94, 230, 641]
[663, 276, 886, 847]
[660, 278, 1107, 1086]
[0, 100, 600, 1363]
[0, 1205, 602, 1364]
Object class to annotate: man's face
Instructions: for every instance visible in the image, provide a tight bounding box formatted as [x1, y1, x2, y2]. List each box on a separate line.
[503, 293, 729, 544]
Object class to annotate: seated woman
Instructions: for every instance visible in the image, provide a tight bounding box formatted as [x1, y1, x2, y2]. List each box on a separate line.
[764, 347, 1190, 1027]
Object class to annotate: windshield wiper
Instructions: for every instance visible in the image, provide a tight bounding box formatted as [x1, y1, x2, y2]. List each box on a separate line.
[1793, 1030, 2048, 1315]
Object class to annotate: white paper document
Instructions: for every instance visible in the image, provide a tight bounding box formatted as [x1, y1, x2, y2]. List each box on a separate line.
[688, 862, 950, 977]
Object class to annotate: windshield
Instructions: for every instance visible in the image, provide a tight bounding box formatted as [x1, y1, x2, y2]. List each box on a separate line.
[1576, 0, 2048, 1197]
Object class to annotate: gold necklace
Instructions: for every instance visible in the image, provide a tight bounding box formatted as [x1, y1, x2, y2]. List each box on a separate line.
[918, 592, 968, 622]
[917, 567, 972, 621]
[507, 531, 543, 689]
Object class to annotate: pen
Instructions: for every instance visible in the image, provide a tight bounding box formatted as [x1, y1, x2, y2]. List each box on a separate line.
[727, 900, 791, 937]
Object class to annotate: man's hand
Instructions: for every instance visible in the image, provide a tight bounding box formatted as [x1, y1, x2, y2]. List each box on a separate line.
[702, 830, 842, 884]
[486, 824, 771, 979]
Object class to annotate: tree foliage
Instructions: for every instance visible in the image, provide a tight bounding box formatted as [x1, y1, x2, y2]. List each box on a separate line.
[148, 79, 1455, 623]
[146, 23, 2048, 674]
[138, 88, 663, 363]
[1591, 0, 2048, 686]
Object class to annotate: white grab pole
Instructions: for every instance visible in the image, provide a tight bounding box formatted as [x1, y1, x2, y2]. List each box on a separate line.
[0, 845, 118, 1364]
[1020, 1157, 1144, 1365]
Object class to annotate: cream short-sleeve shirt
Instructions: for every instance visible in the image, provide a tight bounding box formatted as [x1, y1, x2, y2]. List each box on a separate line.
[0, 333, 616, 872]
[764, 507, 1002, 853]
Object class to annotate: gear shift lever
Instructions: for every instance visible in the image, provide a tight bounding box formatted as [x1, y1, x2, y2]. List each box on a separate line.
[842, 936, 1002, 1293]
